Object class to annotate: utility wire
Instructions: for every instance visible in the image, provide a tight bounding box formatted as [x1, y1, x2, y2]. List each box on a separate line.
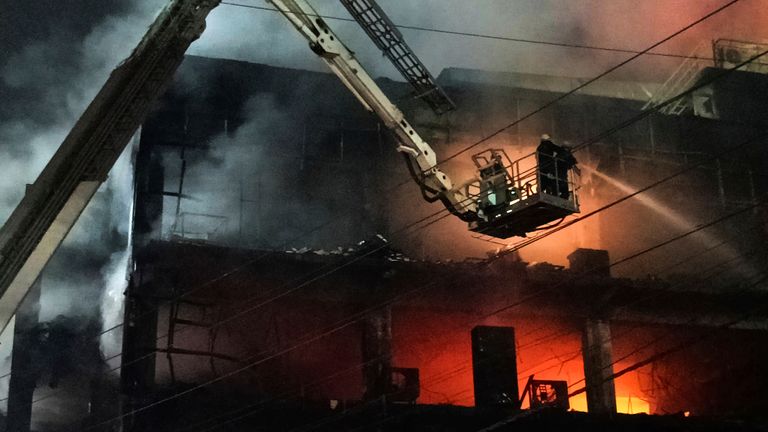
[141, 7, 768, 422]
[184, 212, 765, 431]
[220, 1, 742, 64]
[0, 177, 464, 413]
[78, 71, 768, 432]
[417, 0, 742, 168]
[25, 59, 760, 432]
[488, 128, 766, 263]
[282, 211, 768, 432]
[567, 272, 768, 399]
[0, 2, 756, 428]
[378, 11, 758, 197]
[505, 43, 768, 187]
[418, 241, 765, 410]
[346, 268, 768, 432]
[84, 187, 743, 429]
[157, 177, 768, 432]
[221, 0, 746, 184]
[17, 0, 754, 422]
[140, 204, 768, 431]
[564, 261, 768, 393]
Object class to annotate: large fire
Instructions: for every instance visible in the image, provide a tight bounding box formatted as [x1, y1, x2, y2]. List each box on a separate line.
[393, 310, 652, 413]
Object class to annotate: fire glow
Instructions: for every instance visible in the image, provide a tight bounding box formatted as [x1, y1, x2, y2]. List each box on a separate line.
[393, 311, 653, 413]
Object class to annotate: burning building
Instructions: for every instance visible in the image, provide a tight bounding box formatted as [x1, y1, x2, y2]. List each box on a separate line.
[2, 1, 768, 429]
[104, 48, 768, 430]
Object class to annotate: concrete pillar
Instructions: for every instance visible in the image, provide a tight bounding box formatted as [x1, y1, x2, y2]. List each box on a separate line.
[6, 278, 41, 432]
[361, 306, 392, 401]
[581, 319, 617, 415]
[120, 272, 159, 432]
[132, 143, 164, 249]
[121, 134, 163, 431]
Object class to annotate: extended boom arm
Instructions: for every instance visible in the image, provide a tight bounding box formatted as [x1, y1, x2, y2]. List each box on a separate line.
[267, 0, 478, 221]
[0, 0, 221, 333]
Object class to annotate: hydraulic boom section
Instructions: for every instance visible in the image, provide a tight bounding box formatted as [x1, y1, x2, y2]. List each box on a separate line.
[267, 0, 476, 220]
[0, 0, 221, 334]
[269, 0, 580, 236]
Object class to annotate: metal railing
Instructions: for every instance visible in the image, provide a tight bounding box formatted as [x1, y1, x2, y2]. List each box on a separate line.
[169, 212, 228, 241]
[468, 149, 580, 210]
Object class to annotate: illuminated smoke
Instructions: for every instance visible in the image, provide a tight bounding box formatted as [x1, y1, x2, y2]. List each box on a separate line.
[582, 164, 759, 278]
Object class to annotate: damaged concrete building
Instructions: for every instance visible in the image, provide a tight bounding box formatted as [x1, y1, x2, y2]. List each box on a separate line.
[102, 49, 768, 430]
[4, 19, 768, 430]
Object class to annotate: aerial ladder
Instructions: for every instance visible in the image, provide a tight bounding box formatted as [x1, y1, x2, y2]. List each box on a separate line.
[266, 0, 580, 236]
[338, 0, 456, 115]
[0, 0, 221, 334]
[0, 0, 580, 334]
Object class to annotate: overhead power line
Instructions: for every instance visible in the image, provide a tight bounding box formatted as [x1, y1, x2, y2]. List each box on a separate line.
[82, 129, 768, 430]
[221, 1, 728, 63]
[567, 272, 768, 400]
[268, 223, 768, 432]
[72, 27, 768, 432]
[430, 0, 741, 167]
[157, 231, 766, 432]
[14, 0, 755, 426]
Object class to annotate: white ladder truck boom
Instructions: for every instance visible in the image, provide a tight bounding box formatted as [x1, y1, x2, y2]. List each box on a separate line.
[267, 0, 478, 222]
[268, 0, 580, 237]
[0, 0, 221, 334]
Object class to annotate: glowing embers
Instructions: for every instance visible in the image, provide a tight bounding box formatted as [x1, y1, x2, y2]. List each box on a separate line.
[467, 147, 580, 239]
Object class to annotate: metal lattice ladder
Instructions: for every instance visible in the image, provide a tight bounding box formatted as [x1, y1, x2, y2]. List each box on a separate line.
[162, 295, 241, 382]
[339, 0, 456, 114]
[642, 42, 710, 115]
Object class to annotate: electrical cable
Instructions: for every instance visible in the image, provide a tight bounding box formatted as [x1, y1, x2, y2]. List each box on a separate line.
[171, 193, 764, 430]
[10, 1, 756, 424]
[418, 241, 765, 410]
[390, 0, 742, 178]
[220, 1, 751, 64]
[204, 230, 768, 431]
[225, 0, 747, 207]
[487, 129, 766, 263]
[567, 272, 768, 399]
[429, 244, 768, 415]
[24, 83, 760, 432]
[347, 269, 768, 431]
[76, 107, 768, 432]
[283, 219, 768, 432]
[82, 194, 706, 429]
[564, 263, 768, 393]
[160, 19, 768, 422]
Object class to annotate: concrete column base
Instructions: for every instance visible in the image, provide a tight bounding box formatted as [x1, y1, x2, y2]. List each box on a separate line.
[581, 319, 617, 415]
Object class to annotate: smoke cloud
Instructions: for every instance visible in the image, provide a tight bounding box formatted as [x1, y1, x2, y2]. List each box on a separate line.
[0, 0, 161, 427]
[192, 0, 768, 82]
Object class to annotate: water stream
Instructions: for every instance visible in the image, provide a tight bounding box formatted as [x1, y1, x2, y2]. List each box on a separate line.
[582, 165, 757, 280]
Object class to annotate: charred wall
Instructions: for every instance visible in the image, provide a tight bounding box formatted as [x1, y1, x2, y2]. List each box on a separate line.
[121, 241, 768, 425]
[132, 56, 768, 274]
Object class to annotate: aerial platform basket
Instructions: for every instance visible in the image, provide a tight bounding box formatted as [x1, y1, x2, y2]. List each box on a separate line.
[467, 148, 580, 239]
